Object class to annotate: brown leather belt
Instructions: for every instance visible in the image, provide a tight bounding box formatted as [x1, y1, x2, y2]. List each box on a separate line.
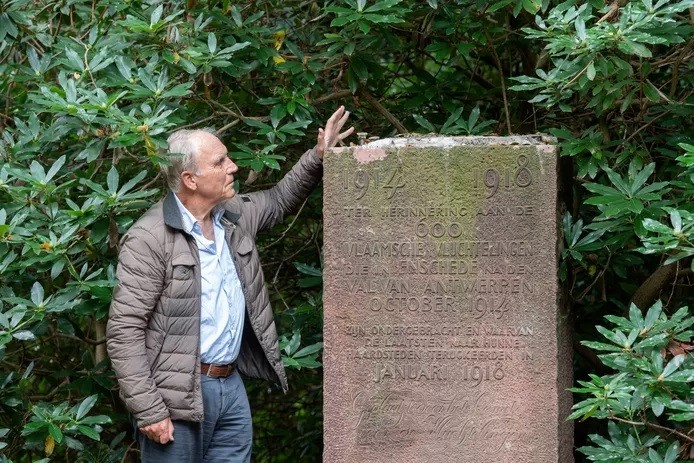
[201, 363, 236, 378]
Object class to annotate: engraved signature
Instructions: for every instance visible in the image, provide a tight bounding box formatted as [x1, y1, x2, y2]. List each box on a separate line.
[351, 391, 522, 451]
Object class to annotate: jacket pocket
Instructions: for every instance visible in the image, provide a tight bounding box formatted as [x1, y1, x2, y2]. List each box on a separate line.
[234, 235, 255, 276]
[169, 253, 197, 305]
[171, 253, 196, 280]
[235, 235, 253, 256]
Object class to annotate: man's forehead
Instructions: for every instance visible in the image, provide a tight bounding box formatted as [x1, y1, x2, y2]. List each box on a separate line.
[198, 132, 228, 155]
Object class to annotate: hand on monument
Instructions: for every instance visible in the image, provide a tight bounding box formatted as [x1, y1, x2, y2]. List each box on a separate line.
[316, 105, 354, 160]
[140, 417, 175, 444]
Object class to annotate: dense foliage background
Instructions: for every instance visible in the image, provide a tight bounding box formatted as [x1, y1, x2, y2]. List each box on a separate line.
[0, 0, 692, 461]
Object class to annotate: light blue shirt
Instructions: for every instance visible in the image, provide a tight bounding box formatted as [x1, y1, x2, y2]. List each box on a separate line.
[174, 194, 245, 365]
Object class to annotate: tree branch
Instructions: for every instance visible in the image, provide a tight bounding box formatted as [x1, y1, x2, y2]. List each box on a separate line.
[631, 260, 679, 311]
[670, 38, 694, 98]
[94, 317, 107, 365]
[215, 119, 241, 136]
[609, 415, 694, 445]
[261, 196, 310, 251]
[359, 89, 407, 134]
[310, 90, 354, 105]
[120, 440, 138, 463]
[456, 60, 495, 89]
[597, 2, 620, 23]
[29, 378, 70, 401]
[177, 115, 218, 130]
[56, 332, 106, 346]
[485, 31, 512, 134]
[203, 98, 270, 122]
[269, 227, 317, 285]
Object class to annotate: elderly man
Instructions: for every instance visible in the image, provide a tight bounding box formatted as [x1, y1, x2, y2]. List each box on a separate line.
[107, 107, 352, 462]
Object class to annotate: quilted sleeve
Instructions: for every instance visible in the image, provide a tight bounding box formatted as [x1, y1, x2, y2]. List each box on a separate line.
[241, 148, 323, 236]
[106, 228, 170, 428]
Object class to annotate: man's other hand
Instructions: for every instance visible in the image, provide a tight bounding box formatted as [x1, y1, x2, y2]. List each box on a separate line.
[316, 105, 354, 159]
[140, 417, 175, 444]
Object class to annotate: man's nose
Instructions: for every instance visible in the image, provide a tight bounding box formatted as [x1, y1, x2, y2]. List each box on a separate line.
[226, 158, 238, 173]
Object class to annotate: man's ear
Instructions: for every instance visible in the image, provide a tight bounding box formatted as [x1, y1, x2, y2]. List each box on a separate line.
[180, 171, 197, 191]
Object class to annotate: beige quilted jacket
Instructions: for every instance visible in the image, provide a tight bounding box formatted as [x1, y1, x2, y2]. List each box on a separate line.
[106, 149, 322, 427]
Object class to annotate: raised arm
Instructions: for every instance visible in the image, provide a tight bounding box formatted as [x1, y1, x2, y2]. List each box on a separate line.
[240, 106, 354, 234]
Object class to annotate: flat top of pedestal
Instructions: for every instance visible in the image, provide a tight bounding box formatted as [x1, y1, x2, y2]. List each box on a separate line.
[343, 134, 556, 149]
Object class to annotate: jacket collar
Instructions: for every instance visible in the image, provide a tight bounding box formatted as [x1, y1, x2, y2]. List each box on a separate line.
[163, 191, 241, 231]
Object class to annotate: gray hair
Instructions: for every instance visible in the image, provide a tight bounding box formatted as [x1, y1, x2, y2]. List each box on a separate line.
[162, 128, 216, 192]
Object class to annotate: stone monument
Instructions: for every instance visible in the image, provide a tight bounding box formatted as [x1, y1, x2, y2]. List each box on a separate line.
[323, 136, 571, 462]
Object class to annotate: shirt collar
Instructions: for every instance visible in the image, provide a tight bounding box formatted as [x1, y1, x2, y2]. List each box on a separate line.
[172, 193, 224, 235]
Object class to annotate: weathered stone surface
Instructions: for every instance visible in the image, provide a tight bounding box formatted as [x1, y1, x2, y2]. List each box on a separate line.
[323, 136, 572, 463]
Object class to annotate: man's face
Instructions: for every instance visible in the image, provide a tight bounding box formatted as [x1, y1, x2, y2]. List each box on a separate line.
[189, 132, 238, 205]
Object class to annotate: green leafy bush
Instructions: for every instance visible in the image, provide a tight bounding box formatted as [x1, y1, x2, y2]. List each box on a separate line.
[0, 0, 692, 461]
[570, 301, 693, 461]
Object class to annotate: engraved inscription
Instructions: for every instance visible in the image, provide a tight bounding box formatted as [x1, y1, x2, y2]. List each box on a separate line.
[344, 240, 535, 257]
[343, 206, 372, 217]
[345, 241, 428, 258]
[382, 168, 406, 199]
[472, 155, 534, 198]
[350, 390, 529, 452]
[346, 323, 534, 387]
[346, 278, 411, 294]
[324, 143, 560, 461]
[379, 206, 534, 218]
[342, 262, 534, 277]
[342, 167, 406, 200]
[374, 363, 449, 381]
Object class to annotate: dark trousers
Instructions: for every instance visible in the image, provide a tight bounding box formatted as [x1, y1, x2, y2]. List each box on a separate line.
[136, 370, 252, 462]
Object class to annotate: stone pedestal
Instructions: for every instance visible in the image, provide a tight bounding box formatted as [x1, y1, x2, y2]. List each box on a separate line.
[323, 136, 572, 463]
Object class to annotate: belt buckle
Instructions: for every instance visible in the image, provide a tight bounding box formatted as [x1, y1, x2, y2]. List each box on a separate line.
[204, 363, 233, 378]
[211, 364, 225, 378]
